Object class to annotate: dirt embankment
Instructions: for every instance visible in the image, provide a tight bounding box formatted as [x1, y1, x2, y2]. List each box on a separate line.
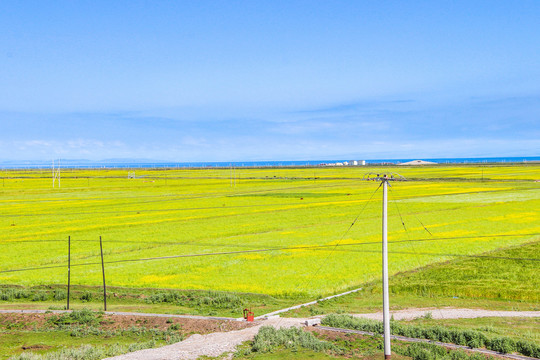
[0, 312, 251, 334]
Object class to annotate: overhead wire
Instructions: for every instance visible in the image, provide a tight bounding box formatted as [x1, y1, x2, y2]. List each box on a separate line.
[1, 232, 539, 245]
[291, 181, 383, 296]
[307, 247, 540, 261]
[0, 179, 354, 206]
[389, 184, 446, 320]
[1, 234, 537, 275]
[0, 193, 383, 219]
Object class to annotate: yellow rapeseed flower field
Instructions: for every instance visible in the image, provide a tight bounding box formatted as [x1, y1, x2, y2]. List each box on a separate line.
[0, 165, 538, 297]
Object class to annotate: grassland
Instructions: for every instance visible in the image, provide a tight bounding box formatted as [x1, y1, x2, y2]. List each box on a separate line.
[285, 240, 539, 319]
[0, 240, 538, 318]
[0, 164, 538, 302]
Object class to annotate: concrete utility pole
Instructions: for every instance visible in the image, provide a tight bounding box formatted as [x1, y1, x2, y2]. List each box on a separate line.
[363, 172, 405, 360]
[382, 177, 391, 360]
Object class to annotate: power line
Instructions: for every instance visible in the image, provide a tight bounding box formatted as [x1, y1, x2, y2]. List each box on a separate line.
[0, 235, 539, 275]
[388, 185, 447, 320]
[306, 247, 540, 262]
[0, 181, 355, 206]
[285, 182, 378, 293]
[1, 232, 539, 245]
[0, 195, 380, 219]
[3, 186, 535, 222]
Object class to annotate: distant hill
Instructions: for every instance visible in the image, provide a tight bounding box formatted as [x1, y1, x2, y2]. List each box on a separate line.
[398, 159, 437, 165]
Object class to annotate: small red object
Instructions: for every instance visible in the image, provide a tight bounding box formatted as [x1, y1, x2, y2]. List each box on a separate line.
[243, 308, 255, 322]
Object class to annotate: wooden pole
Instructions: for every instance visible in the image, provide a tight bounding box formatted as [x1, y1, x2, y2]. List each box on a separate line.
[99, 236, 107, 311]
[67, 236, 71, 310]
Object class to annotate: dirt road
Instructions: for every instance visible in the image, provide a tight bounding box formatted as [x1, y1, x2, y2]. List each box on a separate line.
[104, 317, 308, 360]
[350, 308, 540, 321]
[104, 308, 539, 360]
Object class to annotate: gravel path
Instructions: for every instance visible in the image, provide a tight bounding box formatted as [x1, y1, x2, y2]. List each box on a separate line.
[100, 308, 540, 360]
[103, 317, 309, 360]
[351, 308, 540, 321]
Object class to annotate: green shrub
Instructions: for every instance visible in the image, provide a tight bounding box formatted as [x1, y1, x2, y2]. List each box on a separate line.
[79, 292, 93, 302]
[402, 342, 446, 360]
[462, 330, 487, 349]
[48, 308, 102, 327]
[488, 337, 516, 354]
[0, 290, 12, 301]
[322, 314, 529, 357]
[147, 291, 178, 304]
[399, 343, 496, 360]
[7, 340, 160, 360]
[0, 289, 30, 301]
[53, 289, 67, 300]
[250, 326, 340, 354]
[12, 289, 30, 299]
[322, 313, 383, 334]
[194, 291, 246, 309]
[31, 291, 48, 302]
[516, 340, 540, 358]
[145, 290, 246, 310]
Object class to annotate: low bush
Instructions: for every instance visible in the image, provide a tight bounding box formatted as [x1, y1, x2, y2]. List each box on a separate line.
[48, 308, 102, 327]
[145, 291, 184, 304]
[194, 291, 246, 309]
[0, 289, 31, 301]
[322, 313, 384, 334]
[487, 337, 515, 354]
[7, 340, 159, 360]
[322, 314, 531, 357]
[241, 326, 340, 355]
[145, 290, 246, 310]
[53, 289, 67, 300]
[516, 340, 540, 358]
[31, 291, 48, 302]
[399, 343, 495, 360]
[79, 292, 93, 302]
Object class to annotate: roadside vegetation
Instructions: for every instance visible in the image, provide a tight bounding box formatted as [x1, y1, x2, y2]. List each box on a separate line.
[0, 308, 181, 359]
[404, 317, 539, 343]
[0, 285, 295, 318]
[0, 308, 247, 359]
[321, 314, 540, 357]
[228, 326, 502, 360]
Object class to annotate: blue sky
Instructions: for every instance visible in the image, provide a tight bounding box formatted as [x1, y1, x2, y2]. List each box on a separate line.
[1, 1, 539, 161]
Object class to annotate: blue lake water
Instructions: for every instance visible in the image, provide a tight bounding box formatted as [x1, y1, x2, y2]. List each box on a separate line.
[1, 156, 539, 169]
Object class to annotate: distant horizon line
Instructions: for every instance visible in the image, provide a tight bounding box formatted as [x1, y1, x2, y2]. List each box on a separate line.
[1, 155, 539, 168]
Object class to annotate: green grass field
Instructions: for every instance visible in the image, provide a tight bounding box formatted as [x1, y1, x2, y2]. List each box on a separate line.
[283, 240, 539, 320]
[1, 165, 538, 299]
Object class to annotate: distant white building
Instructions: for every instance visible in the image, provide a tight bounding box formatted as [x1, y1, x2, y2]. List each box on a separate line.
[343, 161, 349, 166]
[352, 160, 358, 166]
